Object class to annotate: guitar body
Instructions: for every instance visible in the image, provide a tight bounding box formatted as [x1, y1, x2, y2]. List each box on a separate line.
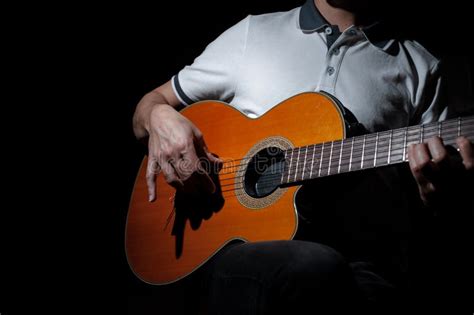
[126, 92, 346, 285]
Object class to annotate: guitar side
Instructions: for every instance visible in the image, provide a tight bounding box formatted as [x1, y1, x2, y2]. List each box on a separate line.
[125, 92, 345, 285]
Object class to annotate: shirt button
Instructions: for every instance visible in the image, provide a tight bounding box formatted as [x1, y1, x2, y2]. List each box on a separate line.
[327, 66, 335, 75]
[325, 27, 333, 35]
[347, 29, 357, 36]
[331, 48, 340, 55]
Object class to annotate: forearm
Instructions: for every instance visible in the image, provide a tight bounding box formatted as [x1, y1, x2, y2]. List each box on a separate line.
[133, 91, 173, 139]
[133, 80, 182, 140]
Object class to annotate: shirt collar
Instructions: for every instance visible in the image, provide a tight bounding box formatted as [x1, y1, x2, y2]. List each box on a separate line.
[298, 0, 393, 50]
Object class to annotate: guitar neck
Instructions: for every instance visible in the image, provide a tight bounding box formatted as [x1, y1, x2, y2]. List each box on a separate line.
[281, 116, 474, 185]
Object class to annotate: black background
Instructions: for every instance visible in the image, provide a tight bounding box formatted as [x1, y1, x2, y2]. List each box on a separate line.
[2, 1, 473, 314]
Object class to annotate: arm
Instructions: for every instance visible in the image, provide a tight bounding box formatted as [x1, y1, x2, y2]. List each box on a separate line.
[133, 80, 182, 140]
[406, 55, 474, 208]
[133, 80, 221, 202]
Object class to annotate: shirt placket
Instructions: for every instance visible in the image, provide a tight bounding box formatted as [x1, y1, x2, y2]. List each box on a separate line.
[317, 26, 364, 95]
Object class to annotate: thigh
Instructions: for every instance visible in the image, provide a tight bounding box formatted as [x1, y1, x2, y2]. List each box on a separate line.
[205, 240, 361, 314]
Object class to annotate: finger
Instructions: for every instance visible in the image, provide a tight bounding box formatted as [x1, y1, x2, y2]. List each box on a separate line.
[193, 129, 222, 163]
[456, 136, 474, 171]
[206, 151, 224, 172]
[146, 157, 160, 202]
[182, 148, 216, 194]
[194, 132, 223, 175]
[159, 156, 184, 190]
[408, 143, 432, 185]
[408, 144, 440, 205]
[426, 137, 449, 169]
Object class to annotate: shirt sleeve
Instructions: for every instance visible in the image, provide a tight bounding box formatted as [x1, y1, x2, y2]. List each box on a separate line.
[172, 15, 250, 105]
[413, 57, 474, 125]
[411, 60, 448, 125]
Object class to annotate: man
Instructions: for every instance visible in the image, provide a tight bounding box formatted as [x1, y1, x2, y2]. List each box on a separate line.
[132, 0, 473, 313]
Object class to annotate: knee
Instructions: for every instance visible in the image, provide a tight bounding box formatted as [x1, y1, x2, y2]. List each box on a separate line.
[281, 241, 349, 288]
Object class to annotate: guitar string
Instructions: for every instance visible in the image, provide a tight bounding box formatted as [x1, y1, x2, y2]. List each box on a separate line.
[217, 125, 474, 184]
[151, 123, 473, 199]
[221, 129, 474, 193]
[160, 129, 474, 202]
[217, 120, 474, 174]
[217, 130, 474, 190]
[215, 130, 474, 194]
[218, 131, 473, 199]
[216, 126, 474, 183]
[217, 116, 474, 170]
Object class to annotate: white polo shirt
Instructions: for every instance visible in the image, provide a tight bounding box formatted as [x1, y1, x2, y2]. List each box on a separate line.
[172, 0, 448, 132]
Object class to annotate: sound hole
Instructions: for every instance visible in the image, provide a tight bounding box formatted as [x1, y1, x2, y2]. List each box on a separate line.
[244, 147, 285, 198]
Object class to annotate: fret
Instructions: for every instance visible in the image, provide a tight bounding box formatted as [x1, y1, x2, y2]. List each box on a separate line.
[311, 144, 323, 179]
[361, 135, 366, 169]
[301, 146, 308, 180]
[286, 148, 294, 184]
[350, 135, 364, 172]
[373, 132, 379, 167]
[318, 142, 325, 177]
[329, 141, 342, 175]
[406, 127, 420, 148]
[339, 139, 352, 173]
[320, 142, 332, 177]
[338, 139, 344, 173]
[402, 128, 407, 161]
[281, 151, 288, 184]
[423, 122, 436, 140]
[309, 144, 316, 179]
[458, 117, 462, 137]
[387, 130, 392, 164]
[349, 137, 354, 172]
[327, 141, 334, 175]
[390, 129, 405, 163]
[294, 147, 301, 182]
[363, 134, 377, 169]
[373, 131, 389, 166]
[281, 115, 473, 185]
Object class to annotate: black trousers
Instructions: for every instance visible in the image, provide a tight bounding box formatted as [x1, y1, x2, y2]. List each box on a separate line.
[202, 240, 396, 315]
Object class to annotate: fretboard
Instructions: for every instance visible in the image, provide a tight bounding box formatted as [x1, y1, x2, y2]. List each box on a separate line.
[280, 116, 474, 185]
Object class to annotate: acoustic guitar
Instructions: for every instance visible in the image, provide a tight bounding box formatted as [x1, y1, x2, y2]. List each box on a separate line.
[126, 92, 473, 285]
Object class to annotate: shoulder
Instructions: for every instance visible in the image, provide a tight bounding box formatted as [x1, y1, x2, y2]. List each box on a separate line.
[246, 7, 301, 34]
[398, 40, 441, 72]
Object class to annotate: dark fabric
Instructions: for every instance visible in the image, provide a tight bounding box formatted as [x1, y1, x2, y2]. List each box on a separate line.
[143, 165, 472, 315]
[203, 240, 398, 315]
